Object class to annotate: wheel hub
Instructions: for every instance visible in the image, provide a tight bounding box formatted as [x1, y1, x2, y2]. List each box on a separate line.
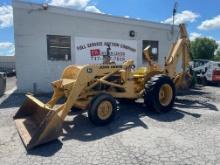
[97, 101, 113, 120]
[159, 84, 173, 106]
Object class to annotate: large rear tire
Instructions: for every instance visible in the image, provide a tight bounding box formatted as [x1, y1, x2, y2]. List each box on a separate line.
[88, 93, 117, 126]
[144, 74, 175, 113]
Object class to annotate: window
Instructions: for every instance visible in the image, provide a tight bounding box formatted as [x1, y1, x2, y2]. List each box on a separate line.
[142, 40, 159, 63]
[47, 35, 71, 61]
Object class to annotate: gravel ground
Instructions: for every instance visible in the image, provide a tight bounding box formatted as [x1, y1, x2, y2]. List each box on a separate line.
[0, 85, 220, 165]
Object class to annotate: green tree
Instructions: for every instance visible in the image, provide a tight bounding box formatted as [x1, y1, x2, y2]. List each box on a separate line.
[190, 37, 218, 60]
[214, 49, 220, 61]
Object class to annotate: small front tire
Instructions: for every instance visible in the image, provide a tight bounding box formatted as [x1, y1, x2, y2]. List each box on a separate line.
[88, 93, 117, 126]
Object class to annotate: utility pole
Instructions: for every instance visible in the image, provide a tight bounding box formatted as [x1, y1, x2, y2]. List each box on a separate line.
[172, 1, 178, 34]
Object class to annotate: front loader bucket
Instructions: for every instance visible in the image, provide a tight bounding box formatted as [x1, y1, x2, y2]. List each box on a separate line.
[13, 95, 63, 150]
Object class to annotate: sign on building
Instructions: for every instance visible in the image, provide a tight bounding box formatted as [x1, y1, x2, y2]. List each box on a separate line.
[75, 37, 137, 65]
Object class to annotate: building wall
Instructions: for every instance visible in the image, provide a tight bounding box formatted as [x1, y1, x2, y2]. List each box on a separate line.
[13, 1, 179, 93]
[0, 56, 16, 72]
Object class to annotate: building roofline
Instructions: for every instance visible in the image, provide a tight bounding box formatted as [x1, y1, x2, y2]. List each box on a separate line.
[12, 0, 178, 31]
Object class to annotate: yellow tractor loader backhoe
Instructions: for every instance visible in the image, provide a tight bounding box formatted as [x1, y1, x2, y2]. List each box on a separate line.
[14, 24, 191, 150]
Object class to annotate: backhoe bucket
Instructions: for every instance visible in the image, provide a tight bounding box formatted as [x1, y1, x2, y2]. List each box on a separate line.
[175, 72, 192, 90]
[13, 95, 63, 150]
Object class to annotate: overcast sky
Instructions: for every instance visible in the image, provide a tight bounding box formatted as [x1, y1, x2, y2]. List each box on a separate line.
[0, 0, 220, 56]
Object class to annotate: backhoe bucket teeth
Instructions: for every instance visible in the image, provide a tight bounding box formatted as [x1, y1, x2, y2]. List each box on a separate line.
[13, 95, 63, 150]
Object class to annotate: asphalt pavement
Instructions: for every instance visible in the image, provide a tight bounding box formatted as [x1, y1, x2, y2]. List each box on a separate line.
[0, 81, 220, 165]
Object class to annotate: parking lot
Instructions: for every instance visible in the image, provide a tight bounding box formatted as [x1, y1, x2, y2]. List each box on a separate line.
[0, 77, 220, 165]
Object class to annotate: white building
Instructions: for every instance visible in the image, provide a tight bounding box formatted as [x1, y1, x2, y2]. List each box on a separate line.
[13, 0, 179, 93]
[0, 56, 16, 72]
